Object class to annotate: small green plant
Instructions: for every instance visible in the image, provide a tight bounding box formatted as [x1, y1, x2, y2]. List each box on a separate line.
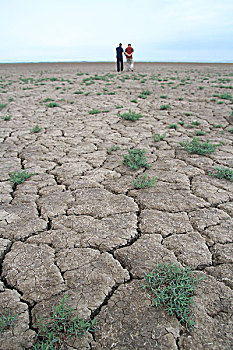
[160, 104, 170, 110]
[115, 105, 123, 109]
[43, 98, 54, 103]
[178, 121, 185, 126]
[9, 170, 37, 185]
[131, 99, 138, 103]
[180, 137, 221, 155]
[191, 120, 201, 126]
[228, 128, 233, 133]
[209, 167, 233, 181]
[47, 102, 59, 108]
[88, 109, 101, 115]
[122, 148, 151, 170]
[138, 90, 151, 99]
[119, 109, 143, 121]
[141, 90, 151, 96]
[2, 115, 11, 121]
[218, 93, 233, 101]
[143, 262, 205, 329]
[195, 130, 205, 136]
[160, 95, 167, 99]
[0, 311, 16, 335]
[74, 91, 83, 94]
[133, 173, 157, 189]
[153, 133, 166, 142]
[31, 295, 96, 350]
[178, 97, 184, 101]
[31, 125, 42, 133]
[184, 112, 193, 116]
[107, 145, 120, 154]
[168, 124, 178, 130]
[138, 94, 147, 99]
[213, 124, 222, 128]
[0, 103, 7, 110]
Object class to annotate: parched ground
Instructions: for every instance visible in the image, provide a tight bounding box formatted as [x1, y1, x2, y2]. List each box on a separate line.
[0, 62, 232, 350]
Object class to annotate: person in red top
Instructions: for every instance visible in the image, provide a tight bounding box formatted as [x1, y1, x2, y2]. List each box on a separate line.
[125, 44, 134, 72]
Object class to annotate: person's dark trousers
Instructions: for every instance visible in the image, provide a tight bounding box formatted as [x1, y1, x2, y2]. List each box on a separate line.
[117, 59, 123, 72]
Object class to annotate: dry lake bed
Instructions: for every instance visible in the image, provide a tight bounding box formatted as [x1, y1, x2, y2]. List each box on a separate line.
[0, 62, 232, 349]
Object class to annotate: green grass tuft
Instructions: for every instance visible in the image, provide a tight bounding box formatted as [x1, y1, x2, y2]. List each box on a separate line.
[143, 262, 205, 329]
[88, 109, 101, 115]
[107, 145, 120, 154]
[168, 124, 178, 129]
[119, 109, 143, 121]
[0, 103, 7, 110]
[180, 137, 221, 155]
[209, 167, 233, 181]
[2, 115, 11, 121]
[31, 295, 96, 350]
[195, 130, 205, 136]
[133, 173, 157, 189]
[31, 125, 42, 133]
[160, 104, 170, 110]
[0, 311, 16, 335]
[47, 102, 60, 108]
[9, 170, 37, 185]
[122, 148, 151, 170]
[153, 133, 166, 142]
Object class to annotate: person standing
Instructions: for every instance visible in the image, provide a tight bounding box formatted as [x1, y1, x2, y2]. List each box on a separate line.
[116, 43, 124, 72]
[125, 43, 134, 72]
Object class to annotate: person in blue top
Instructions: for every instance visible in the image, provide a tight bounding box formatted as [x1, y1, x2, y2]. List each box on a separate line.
[116, 43, 124, 72]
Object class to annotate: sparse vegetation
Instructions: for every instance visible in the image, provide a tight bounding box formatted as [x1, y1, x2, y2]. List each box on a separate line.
[133, 173, 157, 189]
[180, 137, 221, 155]
[191, 120, 201, 126]
[47, 102, 60, 108]
[2, 115, 11, 121]
[122, 148, 151, 170]
[107, 145, 120, 154]
[74, 91, 83, 94]
[143, 262, 205, 329]
[160, 104, 170, 110]
[153, 133, 166, 142]
[0, 311, 16, 335]
[168, 124, 178, 130]
[195, 130, 205, 136]
[9, 170, 37, 185]
[138, 90, 151, 99]
[31, 295, 96, 350]
[31, 125, 42, 133]
[0, 103, 7, 110]
[88, 109, 101, 115]
[119, 109, 143, 121]
[209, 167, 233, 181]
[43, 98, 54, 103]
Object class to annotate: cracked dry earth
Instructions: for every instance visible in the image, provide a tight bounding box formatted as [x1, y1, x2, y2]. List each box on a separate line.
[0, 62, 232, 350]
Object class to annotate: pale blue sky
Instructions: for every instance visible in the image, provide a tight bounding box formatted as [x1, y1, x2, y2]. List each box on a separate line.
[1, 0, 233, 63]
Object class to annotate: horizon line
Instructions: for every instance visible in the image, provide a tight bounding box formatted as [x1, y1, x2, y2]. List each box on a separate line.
[0, 60, 232, 65]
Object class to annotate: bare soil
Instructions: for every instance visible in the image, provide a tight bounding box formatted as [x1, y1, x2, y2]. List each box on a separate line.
[0, 62, 232, 349]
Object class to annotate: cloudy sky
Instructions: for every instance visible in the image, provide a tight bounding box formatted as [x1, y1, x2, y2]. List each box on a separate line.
[1, 0, 233, 63]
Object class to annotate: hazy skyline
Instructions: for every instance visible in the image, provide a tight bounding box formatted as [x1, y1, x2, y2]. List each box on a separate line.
[1, 0, 233, 63]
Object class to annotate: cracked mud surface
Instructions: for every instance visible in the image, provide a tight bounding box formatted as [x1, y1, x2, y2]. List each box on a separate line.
[0, 62, 232, 349]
